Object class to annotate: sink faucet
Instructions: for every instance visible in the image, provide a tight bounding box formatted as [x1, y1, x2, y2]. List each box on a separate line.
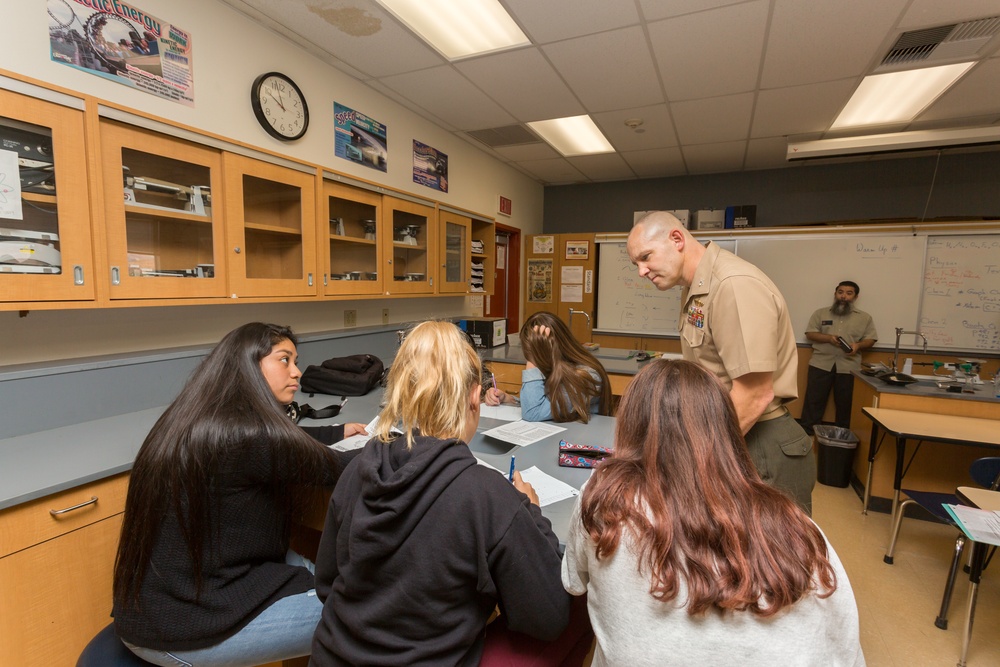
[893, 327, 928, 372]
[568, 308, 592, 340]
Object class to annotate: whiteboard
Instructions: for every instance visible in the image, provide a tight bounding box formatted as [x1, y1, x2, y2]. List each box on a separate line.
[920, 235, 1000, 351]
[737, 235, 927, 346]
[595, 239, 735, 335]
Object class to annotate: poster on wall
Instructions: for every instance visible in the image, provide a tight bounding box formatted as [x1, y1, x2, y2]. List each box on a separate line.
[334, 103, 387, 172]
[565, 240, 589, 261]
[47, 0, 194, 106]
[527, 258, 553, 303]
[532, 235, 554, 254]
[412, 140, 447, 192]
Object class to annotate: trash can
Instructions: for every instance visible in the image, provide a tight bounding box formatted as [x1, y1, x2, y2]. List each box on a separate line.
[814, 425, 859, 488]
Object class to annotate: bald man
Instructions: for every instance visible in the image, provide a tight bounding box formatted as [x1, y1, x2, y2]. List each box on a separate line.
[627, 211, 815, 514]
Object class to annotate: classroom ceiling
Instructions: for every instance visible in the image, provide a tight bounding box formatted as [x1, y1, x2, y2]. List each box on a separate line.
[220, 0, 1000, 185]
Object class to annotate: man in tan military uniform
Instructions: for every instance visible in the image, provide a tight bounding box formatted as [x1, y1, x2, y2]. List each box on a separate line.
[627, 211, 815, 513]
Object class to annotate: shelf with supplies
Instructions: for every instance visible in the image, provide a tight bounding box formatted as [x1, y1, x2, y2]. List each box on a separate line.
[385, 195, 435, 295]
[322, 176, 384, 296]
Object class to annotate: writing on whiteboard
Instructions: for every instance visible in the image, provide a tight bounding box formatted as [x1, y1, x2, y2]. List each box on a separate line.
[855, 241, 901, 257]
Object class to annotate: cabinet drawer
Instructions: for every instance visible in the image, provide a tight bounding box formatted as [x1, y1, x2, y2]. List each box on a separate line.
[0, 473, 129, 558]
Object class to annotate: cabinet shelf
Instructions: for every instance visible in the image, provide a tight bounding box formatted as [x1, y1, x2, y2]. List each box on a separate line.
[393, 242, 427, 250]
[245, 222, 302, 236]
[21, 192, 58, 205]
[330, 235, 376, 245]
[124, 204, 212, 224]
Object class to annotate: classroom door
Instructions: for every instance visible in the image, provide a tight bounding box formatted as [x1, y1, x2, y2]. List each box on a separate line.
[485, 223, 520, 333]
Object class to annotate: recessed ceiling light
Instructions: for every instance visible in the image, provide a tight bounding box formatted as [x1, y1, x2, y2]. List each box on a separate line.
[832, 62, 975, 129]
[375, 0, 530, 61]
[527, 116, 616, 156]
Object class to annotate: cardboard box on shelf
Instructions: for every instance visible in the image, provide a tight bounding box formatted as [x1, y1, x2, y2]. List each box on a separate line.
[693, 209, 725, 230]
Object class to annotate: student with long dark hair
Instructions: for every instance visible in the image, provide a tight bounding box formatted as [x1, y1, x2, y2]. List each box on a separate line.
[486, 311, 611, 422]
[113, 322, 366, 667]
[310, 321, 592, 666]
[563, 359, 865, 666]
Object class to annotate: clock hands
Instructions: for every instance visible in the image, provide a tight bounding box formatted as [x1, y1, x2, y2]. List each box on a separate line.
[265, 89, 286, 112]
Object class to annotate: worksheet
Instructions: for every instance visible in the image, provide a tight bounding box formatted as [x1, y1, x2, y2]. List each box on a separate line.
[518, 466, 579, 506]
[944, 504, 1000, 546]
[480, 404, 522, 421]
[481, 420, 565, 447]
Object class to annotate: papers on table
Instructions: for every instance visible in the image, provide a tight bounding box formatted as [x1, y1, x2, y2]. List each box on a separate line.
[480, 404, 523, 421]
[944, 504, 1000, 546]
[519, 466, 579, 507]
[329, 413, 400, 452]
[480, 420, 565, 447]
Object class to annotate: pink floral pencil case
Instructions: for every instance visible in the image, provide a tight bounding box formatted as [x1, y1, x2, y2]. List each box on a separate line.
[557, 439, 614, 468]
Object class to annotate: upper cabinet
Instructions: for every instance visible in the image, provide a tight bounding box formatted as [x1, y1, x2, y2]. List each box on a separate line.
[438, 207, 496, 295]
[321, 178, 383, 296]
[0, 87, 94, 304]
[222, 153, 317, 298]
[384, 195, 435, 295]
[99, 121, 226, 299]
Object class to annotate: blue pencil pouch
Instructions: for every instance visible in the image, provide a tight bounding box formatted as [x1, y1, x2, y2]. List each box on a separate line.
[557, 439, 614, 468]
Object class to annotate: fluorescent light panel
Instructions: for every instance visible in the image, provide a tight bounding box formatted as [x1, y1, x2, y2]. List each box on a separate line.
[832, 62, 975, 129]
[375, 0, 530, 60]
[527, 116, 615, 157]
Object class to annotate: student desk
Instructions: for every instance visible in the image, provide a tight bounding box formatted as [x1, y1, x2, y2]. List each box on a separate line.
[954, 486, 1000, 667]
[296, 388, 615, 538]
[860, 407, 1000, 533]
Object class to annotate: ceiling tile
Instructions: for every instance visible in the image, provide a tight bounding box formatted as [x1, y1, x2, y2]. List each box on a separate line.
[751, 79, 857, 138]
[917, 58, 1000, 122]
[517, 158, 589, 184]
[621, 147, 687, 177]
[639, 0, 751, 22]
[493, 142, 561, 161]
[455, 48, 584, 122]
[377, 67, 517, 130]
[592, 104, 678, 151]
[671, 93, 754, 145]
[899, 0, 1000, 30]
[745, 136, 793, 170]
[682, 141, 748, 173]
[567, 153, 637, 181]
[503, 0, 640, 44]
[543, 26, 664, 112]
[649, 1, 770, 101]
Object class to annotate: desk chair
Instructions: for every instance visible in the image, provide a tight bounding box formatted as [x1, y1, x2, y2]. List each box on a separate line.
[77, 623, 156, 666]
[882, 456, 1000, 630]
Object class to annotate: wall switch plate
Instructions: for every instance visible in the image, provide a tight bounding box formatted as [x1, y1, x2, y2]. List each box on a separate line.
[382, 308, 389, 324]
[344, 309, 356, 327]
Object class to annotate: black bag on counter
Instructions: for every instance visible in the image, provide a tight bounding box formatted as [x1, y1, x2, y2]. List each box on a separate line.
[300, 354, 385, 396]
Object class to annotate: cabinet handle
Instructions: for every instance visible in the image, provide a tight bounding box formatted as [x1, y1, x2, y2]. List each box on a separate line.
[308, 273, 313, 286]
[323, 273, 328, 286]
[234, 247, 242, 254]
[111, 267, 121, 285]
[73, 265, 85, 285]
[49, 496, 98, 516]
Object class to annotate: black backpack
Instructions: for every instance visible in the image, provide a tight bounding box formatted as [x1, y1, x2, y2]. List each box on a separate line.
[300, 354, 386, 396]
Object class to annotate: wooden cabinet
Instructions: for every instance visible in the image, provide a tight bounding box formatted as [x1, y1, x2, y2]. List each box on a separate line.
[321, 180, 384, 296]
[0, 87, 95, 304]
[223, 154, 318, 298]
[470, 216, 495, 296]
[0, 473, 128, 666]
[384, 196, 435, 295]
[99, 121, 227, 299]
[438, 209, 471, 294]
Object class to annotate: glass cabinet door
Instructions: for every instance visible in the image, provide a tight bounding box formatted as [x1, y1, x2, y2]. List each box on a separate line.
[0, 88, 94, 304]
[322, 180, 383, 296]
[223, 153, 317, 298]
[438, 210, 470, 294]
[384, 196, 435, 295]
[100, 121, 225, 299]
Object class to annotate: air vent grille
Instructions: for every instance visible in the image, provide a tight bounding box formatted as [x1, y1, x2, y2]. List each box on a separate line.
[466, 124, 540, 148]
[878, 16, 1000, 69]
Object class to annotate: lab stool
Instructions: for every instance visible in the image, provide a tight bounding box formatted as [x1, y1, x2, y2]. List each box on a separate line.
[77, 623, 157, 667]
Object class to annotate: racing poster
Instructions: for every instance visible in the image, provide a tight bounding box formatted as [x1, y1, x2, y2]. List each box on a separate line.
[334, 103, 388, 172]
[48, 0, 194, 106]
[412, 140, 448, 192]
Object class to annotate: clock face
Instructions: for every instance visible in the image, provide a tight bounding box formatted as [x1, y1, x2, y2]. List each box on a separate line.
[251, 72, 309, 141]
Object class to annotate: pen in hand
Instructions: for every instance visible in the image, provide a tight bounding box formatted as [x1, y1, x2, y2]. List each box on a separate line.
[508, 456, 516, 483]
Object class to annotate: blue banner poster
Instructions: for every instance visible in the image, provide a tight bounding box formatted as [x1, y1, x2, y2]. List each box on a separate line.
[412, 140, 448, 192]
[48, 0, 194, 106]
[334, 103, 388, 172]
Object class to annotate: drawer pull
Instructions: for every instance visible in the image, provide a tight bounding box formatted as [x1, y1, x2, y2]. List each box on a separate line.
[49, 496, 98, 516]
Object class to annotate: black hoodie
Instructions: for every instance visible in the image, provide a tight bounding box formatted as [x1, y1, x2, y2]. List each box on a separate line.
[310, 434, 570, 666]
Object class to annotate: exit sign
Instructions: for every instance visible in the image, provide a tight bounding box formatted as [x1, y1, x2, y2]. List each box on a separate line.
[498, 195, 512, 217]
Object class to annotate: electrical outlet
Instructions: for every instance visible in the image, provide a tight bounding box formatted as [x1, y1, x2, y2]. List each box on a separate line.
[344, 309, 356, 327]
[382, 308, 389, 325]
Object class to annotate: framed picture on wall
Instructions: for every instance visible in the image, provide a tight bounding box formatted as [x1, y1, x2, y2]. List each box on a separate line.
[565, 240, 589, 261]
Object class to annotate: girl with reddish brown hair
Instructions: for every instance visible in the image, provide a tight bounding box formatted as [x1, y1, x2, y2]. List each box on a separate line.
[562, 359, 865, 666]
